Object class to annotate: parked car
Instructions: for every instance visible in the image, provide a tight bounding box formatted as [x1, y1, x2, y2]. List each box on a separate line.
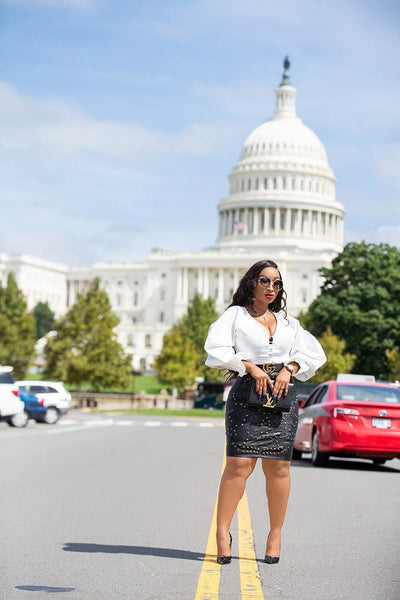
[19, 389, 47, 422]
[295, 382, 319, 407]
[16, 380, 71, 424]
[194, 381, 225, 409]
[293, 378, 400, 466]
[0, 366, 28, 427]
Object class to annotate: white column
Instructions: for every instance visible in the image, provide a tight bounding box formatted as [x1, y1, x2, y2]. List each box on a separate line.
[182, 267, 189, 302]
[203, 268, 209, 298]
[276, 208, 281, 234]
[317, 211, 322, 237]
[217, 268, 224, 304]
[285, 208, 291, 234]
[253, 208, 259, 235]
[243, 208, 249, 235]
[233, 267, 239, 291]
[197, 268, 204, 296]
[263, 208, 269, 234]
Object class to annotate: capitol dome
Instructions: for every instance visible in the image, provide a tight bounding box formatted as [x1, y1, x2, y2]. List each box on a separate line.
[217, 58, 344, 255]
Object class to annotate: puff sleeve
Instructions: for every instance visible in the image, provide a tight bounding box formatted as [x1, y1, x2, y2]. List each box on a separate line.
[204, 306, 249, 377]
[288, 316, 326, 381]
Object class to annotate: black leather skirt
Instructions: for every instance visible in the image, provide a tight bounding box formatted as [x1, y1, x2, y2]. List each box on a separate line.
[225, 374, 299, 461]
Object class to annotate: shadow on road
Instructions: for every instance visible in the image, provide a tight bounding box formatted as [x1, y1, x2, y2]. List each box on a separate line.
[292, 457, 400, 472]
[63, 543, 208, 562]
[15, 586, 75, 593]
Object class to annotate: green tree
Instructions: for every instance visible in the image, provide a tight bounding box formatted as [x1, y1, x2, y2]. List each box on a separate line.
[302, 242, 400, 379]
[0, 272, 36, 378]
[312, 327, 355, 383]
[152, 326, 199, 392]
[44, 278, 132, 390]
[385, 348, 400, 382]
[178, 293, 221, 381]
[33, 301, 55, 339]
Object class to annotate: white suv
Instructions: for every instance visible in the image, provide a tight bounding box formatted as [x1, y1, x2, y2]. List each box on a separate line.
[0, 366, 28, 427]
[16, 380, 71, 424]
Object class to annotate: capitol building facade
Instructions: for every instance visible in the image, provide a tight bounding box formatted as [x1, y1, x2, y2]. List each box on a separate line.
[0, 61, 345, 372]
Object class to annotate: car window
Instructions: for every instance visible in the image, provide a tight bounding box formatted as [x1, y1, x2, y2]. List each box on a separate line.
[29, 385, 48, 394]
[44, 386, 58, 393]
[303, 387, 323, 408]
[336, 384, 400, 404]
[0, 372, 15, 384]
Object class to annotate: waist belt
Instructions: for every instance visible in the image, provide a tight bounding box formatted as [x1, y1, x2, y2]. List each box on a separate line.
[254, 362, 284, 374]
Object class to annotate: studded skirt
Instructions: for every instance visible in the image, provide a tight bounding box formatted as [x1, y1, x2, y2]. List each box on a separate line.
[225, 376, 299, 461]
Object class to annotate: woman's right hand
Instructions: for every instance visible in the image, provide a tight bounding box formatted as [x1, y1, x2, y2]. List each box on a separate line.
[243, 362, 273, 396]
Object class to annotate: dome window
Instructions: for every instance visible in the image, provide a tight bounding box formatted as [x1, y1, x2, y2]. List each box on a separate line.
[264, 178, 268, 189]
[292, 178, 296, 190]
[248, 179, 252, 191]
[241, 180, 245, 192]
[282, 178, 287, 190]
[255, 178, 259, 190]
[273, 178, 277, 190]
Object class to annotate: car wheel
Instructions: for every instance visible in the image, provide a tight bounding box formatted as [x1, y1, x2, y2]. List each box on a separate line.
[311, 430, 329, 466]
[292, 448, 302, 460]
[43, 407, 60, 424]
[372, 459, 386, 465]
[8, 410, 29, 428]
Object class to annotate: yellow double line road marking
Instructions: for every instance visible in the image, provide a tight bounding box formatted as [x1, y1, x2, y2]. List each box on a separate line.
[237, 493, 264, 599]
[194, 454, 265, 600]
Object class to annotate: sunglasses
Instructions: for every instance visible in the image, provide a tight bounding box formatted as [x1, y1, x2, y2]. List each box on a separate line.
[257, 276, 283, 291]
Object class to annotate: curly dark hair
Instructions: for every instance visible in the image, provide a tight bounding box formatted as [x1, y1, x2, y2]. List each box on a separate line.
[228, 259, 287, 315]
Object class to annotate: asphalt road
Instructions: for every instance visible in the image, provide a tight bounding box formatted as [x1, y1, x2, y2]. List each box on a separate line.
[0, 412, 399, 600]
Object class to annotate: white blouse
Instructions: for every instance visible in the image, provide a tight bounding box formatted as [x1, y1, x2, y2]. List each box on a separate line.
[204, 306, 326, 381]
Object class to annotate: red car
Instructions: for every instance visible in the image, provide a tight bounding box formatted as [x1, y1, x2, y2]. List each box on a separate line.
[293, 379, 400, 467]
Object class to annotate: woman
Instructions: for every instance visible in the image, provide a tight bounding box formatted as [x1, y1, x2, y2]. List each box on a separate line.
[204, 259, 326, 565]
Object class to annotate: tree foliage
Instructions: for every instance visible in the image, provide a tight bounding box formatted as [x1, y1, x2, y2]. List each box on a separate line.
[312, 327, 355, 383]
[152, 326, 199, 392]
[385, 349, 400, 382]
[33, 301, 55, 340]
[153, 293, 222, 390]
[178, 293, 221, 381]
[302, 242, 400, 379]
[0, 272, 36, 378]
[44, 278, 132, 390]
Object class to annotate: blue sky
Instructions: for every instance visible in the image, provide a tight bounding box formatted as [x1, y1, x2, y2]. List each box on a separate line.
[0, 0, 399, 265]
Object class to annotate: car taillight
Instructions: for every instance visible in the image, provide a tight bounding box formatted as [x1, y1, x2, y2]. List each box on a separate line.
[333, 407, 360, 419]
[37, 398, 44, 405]
[12, 390, 19, 397]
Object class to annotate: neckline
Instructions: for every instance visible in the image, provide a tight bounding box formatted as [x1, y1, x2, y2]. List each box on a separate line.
[244, 306, 278, 337]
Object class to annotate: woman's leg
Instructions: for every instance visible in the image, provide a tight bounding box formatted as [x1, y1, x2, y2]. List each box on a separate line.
[261, 459, 291, 557]
[216, 456, 257, 556]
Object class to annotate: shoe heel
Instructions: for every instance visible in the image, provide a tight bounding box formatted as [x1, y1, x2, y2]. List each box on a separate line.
[217, 532, 232, 565]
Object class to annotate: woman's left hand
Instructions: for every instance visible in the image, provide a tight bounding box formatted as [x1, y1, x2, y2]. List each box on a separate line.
[272, 370, 291, 397]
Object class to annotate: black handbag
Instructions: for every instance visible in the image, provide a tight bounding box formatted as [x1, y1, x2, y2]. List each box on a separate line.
[240, 374, 294, 412]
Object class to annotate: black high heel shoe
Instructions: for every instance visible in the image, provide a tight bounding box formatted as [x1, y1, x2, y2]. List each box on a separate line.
[217, 532, 232, 565]
[264, 555, 280, 564]
[264, 532, 280, 564]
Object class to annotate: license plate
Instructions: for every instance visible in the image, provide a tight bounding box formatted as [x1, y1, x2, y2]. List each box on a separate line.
[372, 418, 391, 429]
